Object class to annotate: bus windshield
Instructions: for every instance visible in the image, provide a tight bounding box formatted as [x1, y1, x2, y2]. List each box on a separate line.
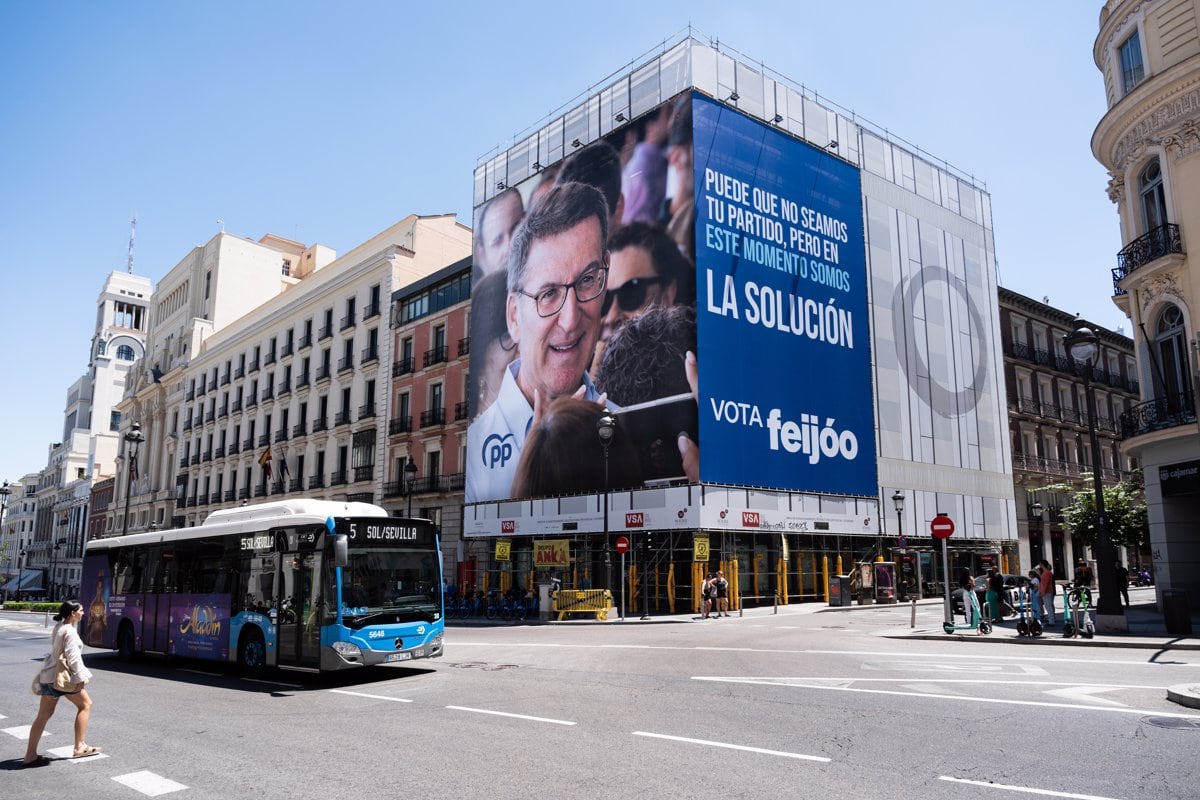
[340, 547, 440, 627]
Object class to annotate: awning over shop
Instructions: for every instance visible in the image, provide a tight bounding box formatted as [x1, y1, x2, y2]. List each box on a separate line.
[1, 569, 44, 593]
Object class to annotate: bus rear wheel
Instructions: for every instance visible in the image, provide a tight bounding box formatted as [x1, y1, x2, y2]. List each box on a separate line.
[238, 629, 266, 677]
[117, 623, 137, 662]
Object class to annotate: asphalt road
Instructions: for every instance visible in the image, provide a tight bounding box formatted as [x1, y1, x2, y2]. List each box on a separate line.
[2, 603, 1197, 800]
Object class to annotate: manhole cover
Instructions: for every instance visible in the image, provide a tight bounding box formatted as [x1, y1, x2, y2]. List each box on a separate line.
[1142, 716, 1200, 730]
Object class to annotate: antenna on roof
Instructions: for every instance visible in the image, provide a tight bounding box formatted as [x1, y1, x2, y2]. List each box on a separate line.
[127, 214, 137, 273]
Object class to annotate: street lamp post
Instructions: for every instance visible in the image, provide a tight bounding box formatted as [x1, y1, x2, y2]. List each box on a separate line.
[404, 456, 419, 518]
[50, 539, 64, 601]
[891, 490, 905, 599]
[1031, 500, 1044, 569]
[121, 422, 145, 539]
[1065, 321, 1124, 623]
[597, 412, 615, 613]
[0, 482, 11, 601]
[18, 548, 26, 602]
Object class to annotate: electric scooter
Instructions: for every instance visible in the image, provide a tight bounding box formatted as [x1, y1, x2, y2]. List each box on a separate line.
[943, 585, 993, 635]
[1061, 582, 1095, 639]
[1015, 583, 1043, 638]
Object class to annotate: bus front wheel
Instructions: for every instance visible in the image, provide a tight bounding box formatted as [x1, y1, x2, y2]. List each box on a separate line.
[238, 629, 266, 677]
[117, 623, 137, 662]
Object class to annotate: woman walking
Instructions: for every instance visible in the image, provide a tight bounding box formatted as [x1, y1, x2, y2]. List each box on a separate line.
[23, 600, 100, 767]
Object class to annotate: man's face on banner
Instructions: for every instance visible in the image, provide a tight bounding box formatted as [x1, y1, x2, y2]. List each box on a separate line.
[507, 216, 606, 403]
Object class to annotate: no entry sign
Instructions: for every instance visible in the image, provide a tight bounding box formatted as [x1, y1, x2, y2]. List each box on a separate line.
[930, 514, 955, 539]
[615, 536, 630, 554]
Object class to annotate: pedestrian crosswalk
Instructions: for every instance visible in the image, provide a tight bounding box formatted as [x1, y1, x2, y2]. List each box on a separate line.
[4, 721, 188, 796]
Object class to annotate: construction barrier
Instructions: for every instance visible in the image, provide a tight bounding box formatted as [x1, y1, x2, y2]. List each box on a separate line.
[553, 589, 614, 621]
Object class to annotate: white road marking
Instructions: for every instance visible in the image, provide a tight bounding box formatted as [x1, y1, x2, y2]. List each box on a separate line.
[1043, 686, 1126, 706]
[330, 689, 413, 703]
[178, 668, 221, 677]
[863, 660, 1048, 675]
[2, 725, 47, 740]
[112, 770, 189, 797]
[691, 676, 1200, 719]
[446, 705, 575, 726]
[939, 775, 1124, 799]
[727, 677, 1165, 689]
[49, 744, 108, 762]
[633, 731, 830, 762]
[450, 642, 1200, 668]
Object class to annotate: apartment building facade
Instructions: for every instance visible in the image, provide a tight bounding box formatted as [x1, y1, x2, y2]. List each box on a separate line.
[1093, 1, 1200, 608]
[112, 215, 471, 535]
[384, 258, 472, 573]
[1000, 288, 1140, 578]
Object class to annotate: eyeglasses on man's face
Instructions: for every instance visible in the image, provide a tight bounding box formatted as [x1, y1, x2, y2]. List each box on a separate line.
[518, 266, 609, 318]
[601, 275, 671, 316]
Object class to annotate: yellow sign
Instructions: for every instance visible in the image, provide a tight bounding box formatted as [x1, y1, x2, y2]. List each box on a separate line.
[494, 539, 511, 562]
[534, 539, 570, 567]
[693, 535, 710, 562]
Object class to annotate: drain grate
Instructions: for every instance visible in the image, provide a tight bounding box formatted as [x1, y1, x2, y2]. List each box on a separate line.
[1142, 716, 1200, 730]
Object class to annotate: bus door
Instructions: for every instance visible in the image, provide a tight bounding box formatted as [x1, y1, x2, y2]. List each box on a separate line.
[277, 550, 323, 668]
[145, 547, 173, 654]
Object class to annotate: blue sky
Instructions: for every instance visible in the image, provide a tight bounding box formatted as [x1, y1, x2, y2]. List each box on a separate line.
[0, 2, 1118, 485]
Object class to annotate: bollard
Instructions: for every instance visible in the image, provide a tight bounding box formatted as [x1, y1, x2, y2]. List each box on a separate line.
[911, 597, 917, 628]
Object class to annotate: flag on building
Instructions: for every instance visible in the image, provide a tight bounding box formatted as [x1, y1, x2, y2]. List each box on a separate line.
[280, 455, 291, 483]
[258, 447, 273, 480]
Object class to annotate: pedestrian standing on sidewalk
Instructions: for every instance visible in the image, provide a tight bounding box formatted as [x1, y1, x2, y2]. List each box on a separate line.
[714, 570, 729, 617]
[700, 572, 714, 619]
[1039, 559, 1056, 626]
[1114, 561, 1130, 607]
[985, 568, 1004, 622]
[1026, 570, 1043, 621]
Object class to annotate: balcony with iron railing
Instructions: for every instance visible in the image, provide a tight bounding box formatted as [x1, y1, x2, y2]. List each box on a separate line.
[334, 410, 352, 427]
[281, 341, 294, 357]
[420, 407, 446, 427]
[293, 422, 308, 437]
[457, 336, 470, 357]
[290, 478, 304, 492]
[392, 357, 414, 377]
[278, 378, 291, 396]
[359, 403, 377, 419]
[275, 429, 288, 443]
[225, 489, 237, 502]
[340, 313, 356, 331]
[227, 442, 240, 455]
[221, 371, 231, 386]
[319, 324, 333, 341]
[295, 371, 310, 389]
[1119, 390, 1197, 440]
[258, 434, 271, 446]
[316, 364, 332, 382]
[338, 357, 354, 374]
[308, 474, 325, 489]
[1011, 452, 1128, 483]
[1112, 223, 1183, 295]
[249, 359, 260, 373]
[243, 437, 255, 450]
[454, 400, 470, 421]
[264, 350, 277, 366]
[299, 334, 313, 350]
[231, 400, 243, 413]
[311, 416, 328, 433]
[238, 487, 250, 500]
[353, 465, 373, 483]
[331, 470, 348, 486]
[423, 345, 448, 368]
[364, 301, 381, 319]
[361, 345, 379, 364]
[388, 416, 412, 435]
[235, 366, 245, 379]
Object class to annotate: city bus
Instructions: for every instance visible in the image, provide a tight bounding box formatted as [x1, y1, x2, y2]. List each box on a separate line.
[80, 499, 444, 674]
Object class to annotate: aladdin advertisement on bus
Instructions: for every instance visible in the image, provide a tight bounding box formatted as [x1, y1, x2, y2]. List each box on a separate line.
[464, 90, 875, 504]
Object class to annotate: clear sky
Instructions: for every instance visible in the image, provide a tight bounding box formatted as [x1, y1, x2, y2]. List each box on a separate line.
[0, 1, 1119, 486]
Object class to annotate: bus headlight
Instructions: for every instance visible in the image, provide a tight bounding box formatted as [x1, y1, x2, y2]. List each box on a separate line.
[332, 641, 362, 658]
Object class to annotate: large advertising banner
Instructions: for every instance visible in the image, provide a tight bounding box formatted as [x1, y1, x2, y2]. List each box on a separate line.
[466, 92, 699, 504]
[691, 92, 877, 496]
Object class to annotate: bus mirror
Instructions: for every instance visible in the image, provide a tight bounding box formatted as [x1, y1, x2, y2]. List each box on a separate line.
[333, 534, 348, 567]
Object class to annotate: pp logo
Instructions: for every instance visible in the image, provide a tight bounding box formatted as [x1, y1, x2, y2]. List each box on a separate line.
[482, 432, 515, 469]
[742, 512, 761, 527]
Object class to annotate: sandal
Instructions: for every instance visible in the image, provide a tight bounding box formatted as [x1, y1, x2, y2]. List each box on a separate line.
[72, 746, 101, 758]
[21, 755, 51, 768]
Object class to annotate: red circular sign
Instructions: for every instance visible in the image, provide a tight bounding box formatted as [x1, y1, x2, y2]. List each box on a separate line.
[615, 536, 630, 554]
[930, 514, 955, 539]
